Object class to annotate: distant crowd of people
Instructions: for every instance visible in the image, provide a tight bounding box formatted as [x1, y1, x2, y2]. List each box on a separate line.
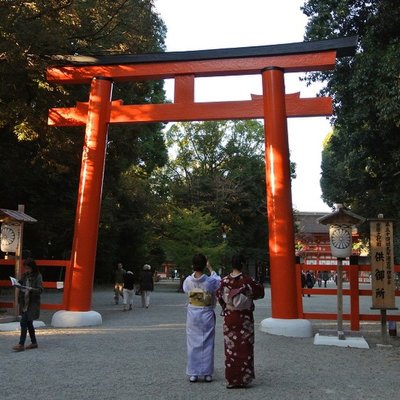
[301, 269, 337, 297]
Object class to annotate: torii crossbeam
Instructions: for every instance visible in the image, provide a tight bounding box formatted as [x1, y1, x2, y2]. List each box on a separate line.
[47, 36, 357, 331]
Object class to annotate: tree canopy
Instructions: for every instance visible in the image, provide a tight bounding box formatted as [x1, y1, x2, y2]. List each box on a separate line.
[302, 0, 400, 253]
[160, 206, 226, 275]
[155, 120, 270, 273]
[0, 1, 168, 279]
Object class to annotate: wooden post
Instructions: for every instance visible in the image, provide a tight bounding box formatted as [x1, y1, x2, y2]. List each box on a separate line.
[262, 67, 298, 319]
[337, 258, 345, 339]
[349, 258, 360, 331]
[296, 262, 304, 318]
[67, 77, 113, 312]
[380, 309, 388, 344]
[370, 216, 398, 344]
[13, 205, 25, 318]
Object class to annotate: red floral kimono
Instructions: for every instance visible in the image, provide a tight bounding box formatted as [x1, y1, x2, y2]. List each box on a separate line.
[216, 273, 265, 387]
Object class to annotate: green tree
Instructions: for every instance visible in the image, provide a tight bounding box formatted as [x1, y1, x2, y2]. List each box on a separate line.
[159, 120, 270, 268]
[302, 0, 400, 255]
[160, 206, 226, 275]
[0, 1, 168, 279]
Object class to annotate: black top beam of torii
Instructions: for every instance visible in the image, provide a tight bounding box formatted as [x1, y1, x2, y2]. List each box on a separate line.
[49, 36, 357, 66]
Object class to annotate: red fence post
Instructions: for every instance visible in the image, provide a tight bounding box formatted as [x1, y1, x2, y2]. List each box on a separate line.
[296, 263, 304, 318]
[349, 256, 360, 331]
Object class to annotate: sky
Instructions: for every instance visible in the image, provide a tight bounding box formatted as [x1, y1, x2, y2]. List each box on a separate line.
[153, 0, 331, 212]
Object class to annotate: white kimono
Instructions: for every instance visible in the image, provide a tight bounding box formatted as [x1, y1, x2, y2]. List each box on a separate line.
[183, 271, 221, 376]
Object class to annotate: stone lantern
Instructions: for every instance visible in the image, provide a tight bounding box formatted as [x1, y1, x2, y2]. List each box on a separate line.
[317, 204, 365, 342]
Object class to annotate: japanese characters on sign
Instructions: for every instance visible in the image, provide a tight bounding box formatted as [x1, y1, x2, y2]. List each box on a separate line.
[370, 220, 395, 309]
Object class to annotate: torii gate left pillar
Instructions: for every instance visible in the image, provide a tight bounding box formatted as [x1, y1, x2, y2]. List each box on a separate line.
[47, 37, 357, 330]
[51, 76, 112, 327]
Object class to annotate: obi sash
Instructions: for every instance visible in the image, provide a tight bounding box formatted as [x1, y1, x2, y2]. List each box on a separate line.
[188, 288, 212, 307]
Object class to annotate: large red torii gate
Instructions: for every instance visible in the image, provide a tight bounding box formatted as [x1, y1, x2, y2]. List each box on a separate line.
[47, 37, 357, 331]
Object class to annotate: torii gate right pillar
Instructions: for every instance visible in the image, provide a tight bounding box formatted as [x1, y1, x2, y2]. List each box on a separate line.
[260, 66, 312, 337]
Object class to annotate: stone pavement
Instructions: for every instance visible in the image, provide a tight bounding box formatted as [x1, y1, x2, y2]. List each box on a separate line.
[1, 281, 400, 400]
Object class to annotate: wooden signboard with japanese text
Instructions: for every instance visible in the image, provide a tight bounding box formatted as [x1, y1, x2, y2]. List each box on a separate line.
[370, 220, 395, 309]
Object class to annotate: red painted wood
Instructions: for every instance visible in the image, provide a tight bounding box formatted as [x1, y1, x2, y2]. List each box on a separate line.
[48, 95, 332, 126]
[303, 313, 400, 322]
[1, 261, 399, 319]
[67, 77, 113, 312]
[43, 46, 344, 316]
[349, 264, 360, 330]
[0, 260, 70, 310]
[299, 264, 400, 329]
[296, 263, 304, 318]
[47, 51, 337, 84]
[174, 75, 195, 104]
[262, 67, 297, 319]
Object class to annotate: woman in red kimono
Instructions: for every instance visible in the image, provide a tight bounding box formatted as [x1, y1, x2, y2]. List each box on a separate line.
[216, 254, 265, 389]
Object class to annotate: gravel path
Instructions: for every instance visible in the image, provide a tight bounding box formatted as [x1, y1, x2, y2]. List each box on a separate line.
[1, 283, 400, 400]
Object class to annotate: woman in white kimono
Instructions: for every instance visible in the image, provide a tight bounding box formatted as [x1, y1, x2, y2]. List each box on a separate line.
[183, 254, 221, 383]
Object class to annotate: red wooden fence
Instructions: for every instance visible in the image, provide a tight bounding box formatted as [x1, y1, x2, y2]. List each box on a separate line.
[1, 259, 399, 330]
[0, 259, 71, 310]
[297, 263, 400, 331]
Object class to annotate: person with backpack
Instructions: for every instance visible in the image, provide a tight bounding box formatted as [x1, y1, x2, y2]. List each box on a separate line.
[216, 254, 264, 389]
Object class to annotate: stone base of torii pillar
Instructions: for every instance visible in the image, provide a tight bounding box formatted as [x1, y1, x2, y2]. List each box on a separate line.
[51, 310, 102, 328]
[260, 317, 313, 338]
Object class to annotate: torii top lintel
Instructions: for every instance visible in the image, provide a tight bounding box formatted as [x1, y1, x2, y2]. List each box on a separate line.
[47, 36, 357, 125]
[48, 36, 356, 83]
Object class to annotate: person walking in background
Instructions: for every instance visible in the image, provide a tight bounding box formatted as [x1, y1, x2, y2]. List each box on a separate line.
[113, 262, 126, 305]
[216, 254, 264, 389]
[122, 270, 135, 311]
[139, 264, 154, 308]
[305, 270, 315, 297]
[316, 270, 322, 287]
[321, 270, 330, 288]
[12, 258, 43, 352]
[183, 254, 221, 383]
[301, 270, 307, 297]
